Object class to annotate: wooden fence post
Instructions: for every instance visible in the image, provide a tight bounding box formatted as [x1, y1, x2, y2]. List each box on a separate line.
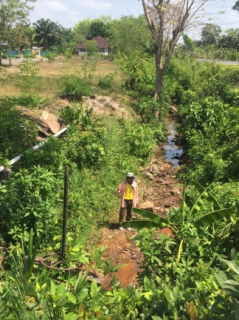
[61, 166, 68, 259]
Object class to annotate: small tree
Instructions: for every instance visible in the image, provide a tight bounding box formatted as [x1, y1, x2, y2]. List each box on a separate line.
[86, 40, 98, 56]
[0, 0, 36, 65]
[201, 23, 222, 48]
[142, 0, 209, 98]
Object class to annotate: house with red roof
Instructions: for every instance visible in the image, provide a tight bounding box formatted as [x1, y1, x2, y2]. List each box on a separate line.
[76, 35, 109, 56]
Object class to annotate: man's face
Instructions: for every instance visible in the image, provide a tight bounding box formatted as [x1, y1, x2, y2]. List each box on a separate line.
[127, 177, 133, 184]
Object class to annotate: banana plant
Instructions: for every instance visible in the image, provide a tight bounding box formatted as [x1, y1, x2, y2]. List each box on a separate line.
[122, 181, 235, 231]
[213, 258, 239, 319]
[122, 181, 236, 261]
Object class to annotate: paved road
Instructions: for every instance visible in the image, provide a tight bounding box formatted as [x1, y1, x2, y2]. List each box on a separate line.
[3, 57, 239, 66]
[197, 58, 239, 66]
[1, 57, 48, 65]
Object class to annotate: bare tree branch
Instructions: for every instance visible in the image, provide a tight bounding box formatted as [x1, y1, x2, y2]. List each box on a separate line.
[142, 0, 209, 97]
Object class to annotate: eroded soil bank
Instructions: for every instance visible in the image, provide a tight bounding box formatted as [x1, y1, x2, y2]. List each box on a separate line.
[93, 128, 183, 289]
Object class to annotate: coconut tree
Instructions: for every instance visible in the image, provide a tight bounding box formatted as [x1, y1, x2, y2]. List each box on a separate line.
[33, 18, 63, 51]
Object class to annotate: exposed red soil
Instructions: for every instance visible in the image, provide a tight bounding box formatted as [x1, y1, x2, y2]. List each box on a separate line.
[94, 145, 182, 289]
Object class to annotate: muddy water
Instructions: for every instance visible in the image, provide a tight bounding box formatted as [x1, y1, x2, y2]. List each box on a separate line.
[164, 120, 183, 166]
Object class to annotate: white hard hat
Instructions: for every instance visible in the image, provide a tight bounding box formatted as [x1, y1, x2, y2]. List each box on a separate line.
[126, 172, 134, 178]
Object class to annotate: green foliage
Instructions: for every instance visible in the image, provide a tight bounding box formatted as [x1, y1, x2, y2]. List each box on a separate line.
[43, 50, 57, 61]
[164, 58, 239, 105]
[23, 51, 36, 58]
[33, 18, 63, 51]
[98, 73, 114, 90]
[0, 231, 150, 319]
[7, 52, 239, 319]
[120, 51, 155, 98]
[86, 40, 98, 55]
[60, 104, 82, 124]
[61, 74, 92, 100]
[121, 181, 239, 318]
[181, 33, 195, 50]
[61, 106, 106, 169]
[213, 258, 239, 317]
[0, 166, 61, 245]
[89, 19, 109, 39]
[82, 54, 99, 80]
[21, 137, 64, 171]
[132, 97, 167, 124]
[15, 59, 41, 106]
[0, 0, 36, 57]
[122, 120, 156, 161]
[108, 15, 151, 56]
[178, 96, 239, 184]
[0, 100, 37, 160]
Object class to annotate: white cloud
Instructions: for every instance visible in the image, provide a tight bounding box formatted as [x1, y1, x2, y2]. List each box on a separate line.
[75, 0, 111, 10]
[67, 11, 83, 24]
[45, 1, 68, 12]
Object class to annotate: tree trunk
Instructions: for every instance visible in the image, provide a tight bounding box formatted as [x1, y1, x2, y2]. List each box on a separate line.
[154, 46, 164, 99]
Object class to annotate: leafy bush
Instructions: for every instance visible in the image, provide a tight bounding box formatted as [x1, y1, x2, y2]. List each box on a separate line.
[21, 137, 64, 171]
[15, 60, 41, 106]
[165, 58, 239, 105]
[61, 75, 92, 101]
[122, 120, 156, 160]
[0, 166, 61, 245]
[178, 97, 239, 184]
[60, 104, 83, 124]
[63, 121, 106, 170]
[98, 73, 114, 89]
[120, 51, 155, 98]
[0, 101, 37, 161]
[23, 52, 36, 59]
[43, 50, 57, 61]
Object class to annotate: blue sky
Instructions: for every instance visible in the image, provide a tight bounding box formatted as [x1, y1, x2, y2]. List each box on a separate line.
[29, 0, 239, 39]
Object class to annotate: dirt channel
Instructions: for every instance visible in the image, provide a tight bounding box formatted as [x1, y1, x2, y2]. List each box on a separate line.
[91, 143, 183, 289]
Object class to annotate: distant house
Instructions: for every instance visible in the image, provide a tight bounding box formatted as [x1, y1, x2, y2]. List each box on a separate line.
[76, 36, 109, 56]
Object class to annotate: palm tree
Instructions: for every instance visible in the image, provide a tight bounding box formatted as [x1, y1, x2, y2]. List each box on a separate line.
[33, 18, 63, 50]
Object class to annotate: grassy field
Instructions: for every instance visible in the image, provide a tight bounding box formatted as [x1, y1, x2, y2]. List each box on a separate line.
[0, 56, 122, 100]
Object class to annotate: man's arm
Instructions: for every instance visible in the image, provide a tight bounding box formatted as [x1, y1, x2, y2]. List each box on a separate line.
[115, 183, 122, 194]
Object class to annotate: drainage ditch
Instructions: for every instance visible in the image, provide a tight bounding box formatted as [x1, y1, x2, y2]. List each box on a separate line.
[163, 119, 183, 166]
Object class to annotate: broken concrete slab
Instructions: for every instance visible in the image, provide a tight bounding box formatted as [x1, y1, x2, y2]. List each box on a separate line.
[39, 111, 60, 134]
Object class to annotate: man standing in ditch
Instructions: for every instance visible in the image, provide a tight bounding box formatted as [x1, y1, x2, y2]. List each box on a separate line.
[115, 172, 138, 231]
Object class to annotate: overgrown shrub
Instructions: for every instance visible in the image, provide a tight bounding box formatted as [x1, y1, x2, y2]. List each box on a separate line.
[21, 137, 64, 172]
[0, 101, 37, 161]
[122, 120, 156, 161]
[0, 166, 61, 245]
[61, 75, 92, 100]
[178, 96, 239, 184]
[120, 51, 155, 98]
[98, 73, 114, 89]
[15, 60, 41, 107]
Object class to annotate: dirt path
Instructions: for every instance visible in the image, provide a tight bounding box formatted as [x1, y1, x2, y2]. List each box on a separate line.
[94, 144, 183, 289]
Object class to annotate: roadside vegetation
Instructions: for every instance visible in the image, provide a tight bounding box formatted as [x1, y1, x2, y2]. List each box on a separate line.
[1, 0, 239, 318]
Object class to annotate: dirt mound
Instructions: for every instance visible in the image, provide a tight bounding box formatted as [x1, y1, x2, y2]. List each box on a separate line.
[82, 95, 134, 119]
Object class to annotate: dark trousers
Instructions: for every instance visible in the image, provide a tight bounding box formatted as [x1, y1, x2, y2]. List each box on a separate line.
[119, 200, 133, 222]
